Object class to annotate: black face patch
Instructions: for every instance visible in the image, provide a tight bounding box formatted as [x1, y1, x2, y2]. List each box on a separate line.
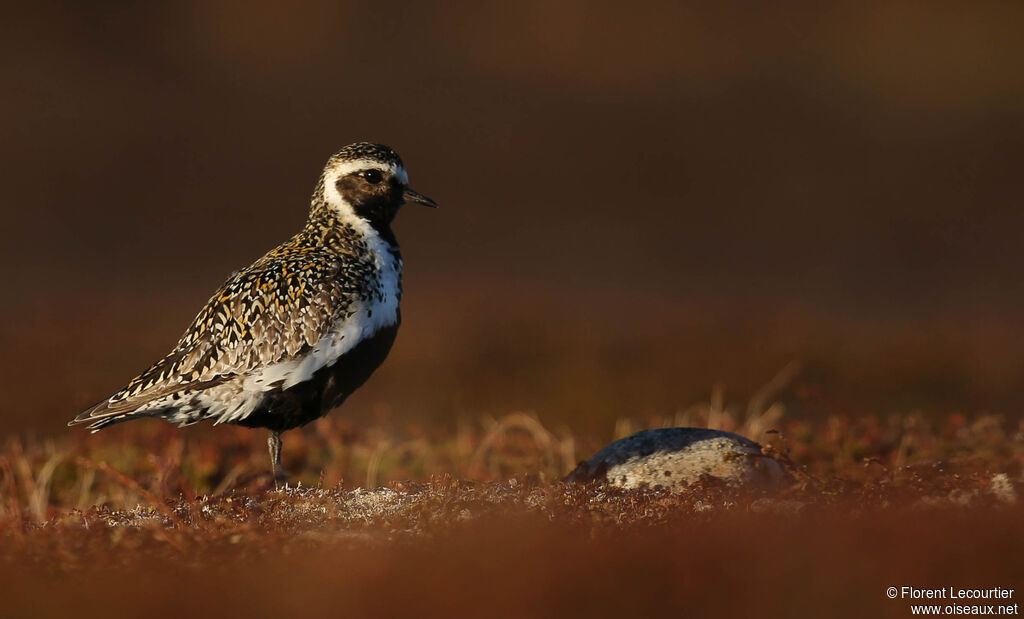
[335, 170, 404, 228]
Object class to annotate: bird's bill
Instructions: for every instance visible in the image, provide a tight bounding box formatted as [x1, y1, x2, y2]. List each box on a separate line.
[403, 187, 438, 208]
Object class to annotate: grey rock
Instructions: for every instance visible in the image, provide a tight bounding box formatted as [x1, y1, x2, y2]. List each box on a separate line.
[566, 428, 789, 490]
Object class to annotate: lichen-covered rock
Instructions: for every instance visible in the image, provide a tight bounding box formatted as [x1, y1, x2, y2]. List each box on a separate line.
[565, 428, 788, 490]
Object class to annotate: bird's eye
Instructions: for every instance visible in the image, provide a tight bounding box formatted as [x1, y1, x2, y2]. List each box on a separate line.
[360, 169, 383, 184]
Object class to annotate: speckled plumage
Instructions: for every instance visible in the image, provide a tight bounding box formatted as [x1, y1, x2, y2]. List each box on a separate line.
[70, 143, 436, 471]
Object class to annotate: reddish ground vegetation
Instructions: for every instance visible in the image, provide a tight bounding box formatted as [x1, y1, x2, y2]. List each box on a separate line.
[1, 411, 1021, 618]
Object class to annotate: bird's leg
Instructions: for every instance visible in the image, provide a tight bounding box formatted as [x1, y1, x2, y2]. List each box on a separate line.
[267, 431, 287, 485]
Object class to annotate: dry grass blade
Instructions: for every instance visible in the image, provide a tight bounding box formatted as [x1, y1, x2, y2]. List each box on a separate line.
[365, 439, 392, 489]
[77, 458, 185, 528]
[0, 456, 23, 533]
[467, 412, 556, 478]
[27, 452, 63, 522]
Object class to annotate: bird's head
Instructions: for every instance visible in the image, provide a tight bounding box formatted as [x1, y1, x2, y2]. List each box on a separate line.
[318, 142, 437, 226]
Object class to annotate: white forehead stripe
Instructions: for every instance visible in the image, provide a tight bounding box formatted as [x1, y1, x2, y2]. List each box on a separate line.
[329, 158, 408, 185]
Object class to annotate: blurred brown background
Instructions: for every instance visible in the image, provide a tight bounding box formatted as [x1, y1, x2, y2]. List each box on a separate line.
[2, 1, 1023, 436]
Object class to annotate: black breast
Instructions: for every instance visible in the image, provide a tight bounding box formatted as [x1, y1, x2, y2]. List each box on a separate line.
[237, 322, 400, 433]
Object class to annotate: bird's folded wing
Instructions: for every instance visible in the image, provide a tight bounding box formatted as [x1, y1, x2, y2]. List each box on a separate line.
[71, 256, 345, 424]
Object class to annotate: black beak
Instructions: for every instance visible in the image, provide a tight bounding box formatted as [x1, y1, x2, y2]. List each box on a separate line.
[403, 187, 438, 208]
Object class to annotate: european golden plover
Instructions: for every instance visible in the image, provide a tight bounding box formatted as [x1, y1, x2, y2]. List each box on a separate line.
[70, 143, 437, 478]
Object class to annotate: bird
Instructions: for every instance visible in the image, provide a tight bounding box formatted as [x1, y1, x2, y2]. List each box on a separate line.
[69, 142, 437, 479]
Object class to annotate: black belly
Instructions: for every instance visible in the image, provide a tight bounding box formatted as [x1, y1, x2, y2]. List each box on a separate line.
[237, 322, 399, 433]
